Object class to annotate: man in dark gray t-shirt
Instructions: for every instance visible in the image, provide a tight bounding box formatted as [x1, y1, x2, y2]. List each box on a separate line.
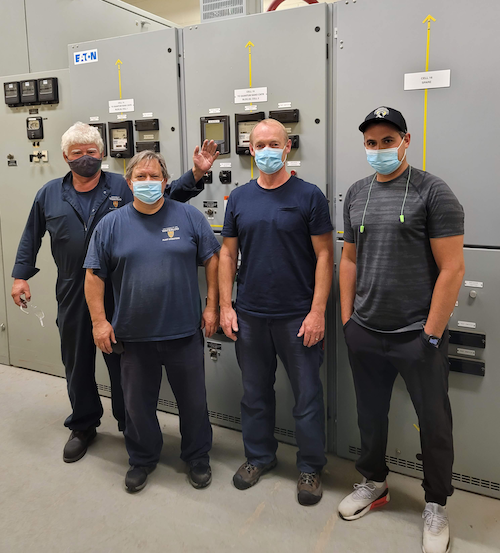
[338, 107, 464, 553]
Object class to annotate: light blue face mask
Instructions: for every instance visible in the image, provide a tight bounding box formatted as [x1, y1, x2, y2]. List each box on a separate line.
[254, 146, 286, 175]
[132, 181, 163, 204]
[365, 138, 406, 175]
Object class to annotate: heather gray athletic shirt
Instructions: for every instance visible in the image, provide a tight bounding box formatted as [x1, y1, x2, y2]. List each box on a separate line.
[343, 166, 464, 332]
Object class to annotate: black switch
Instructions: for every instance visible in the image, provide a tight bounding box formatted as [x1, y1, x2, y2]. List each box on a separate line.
[203, 170, 213, 184]
[219, 170, 231, 184]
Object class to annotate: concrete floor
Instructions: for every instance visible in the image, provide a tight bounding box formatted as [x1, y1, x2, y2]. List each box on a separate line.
[0, 364, 499, 553]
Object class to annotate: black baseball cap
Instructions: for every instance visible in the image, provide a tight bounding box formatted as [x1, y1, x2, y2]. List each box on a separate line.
[359, 106, 407, 134]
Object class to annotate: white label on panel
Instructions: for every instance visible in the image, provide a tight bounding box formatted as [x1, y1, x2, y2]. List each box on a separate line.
[457, 348, 476, 357]
[455, 301, 459, 307]
[109, 99, 134, 113]
[143, 134, 154, 140]
[220, 162, 232, 168]
[208, 119, 220, 124]
[464, 280, 483, 288]
[244, 105, 258, 111]
[285, 127, 292, 133]
[278, 102, 292, 108]
[116, 114, 127, 120]
[457, 320, 477, 329]
[404, 69, 451, 91]
[287, 161, 301, 167]
[73, 49, 98, 65]
[234, 87, 268, 104]
[209, 108, 221, 114]
[89, 116, 99, 122]
[143, 112, 153, 118]
[101, 164, 110, 169]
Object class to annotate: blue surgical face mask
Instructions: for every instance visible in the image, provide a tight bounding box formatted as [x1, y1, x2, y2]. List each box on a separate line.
[365, 138, 406, 175]
[254, 146, 287, 175]
[132, 181, 163, 204]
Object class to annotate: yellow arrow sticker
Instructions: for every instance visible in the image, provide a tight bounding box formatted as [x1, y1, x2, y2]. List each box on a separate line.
[422, 15, 435, 171]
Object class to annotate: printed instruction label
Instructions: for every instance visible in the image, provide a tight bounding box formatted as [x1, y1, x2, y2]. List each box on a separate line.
[457, 320, 477, 329]
[404, 69, 451, 91]
[465, 281, 483, 288]
[457, 348, 476, 357]
[116, 114, 127, 120]
[234, 87, 268, 104]
[244, 105, 258, 111]
[287, 161, 301, 167]
[73, 49, 98, 65]
[101, 164, 110, 169]
[143, 134, 155, 140]
[278, 102, 292, 108]
[89, 116, 99, 122]
[109, 99, 135, 113]
[209, 108, 221, 114]
[143, 112, 153, 118]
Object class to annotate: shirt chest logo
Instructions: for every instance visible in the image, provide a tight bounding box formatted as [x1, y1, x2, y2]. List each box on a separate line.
[109, 196, 122, 209]
[162, 226, 180, 241]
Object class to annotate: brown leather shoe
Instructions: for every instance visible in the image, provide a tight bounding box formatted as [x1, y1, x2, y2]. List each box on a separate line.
[233, 458, 277, 490]
[297, 472, 323, 506]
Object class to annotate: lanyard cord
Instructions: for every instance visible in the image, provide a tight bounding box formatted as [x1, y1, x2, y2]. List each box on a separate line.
[359, 166, 412, 234]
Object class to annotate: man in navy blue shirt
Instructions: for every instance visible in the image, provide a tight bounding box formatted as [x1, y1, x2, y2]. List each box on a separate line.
[219, 119, 334, 505]
[11, 122, 219, 464]
[84, 150, 220, 493]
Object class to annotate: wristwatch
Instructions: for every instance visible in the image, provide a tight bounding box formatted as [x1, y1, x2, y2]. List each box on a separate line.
[422, 328, 441, 348]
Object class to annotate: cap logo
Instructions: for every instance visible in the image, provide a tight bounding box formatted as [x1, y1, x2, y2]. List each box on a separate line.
[374, 107, 389, 119]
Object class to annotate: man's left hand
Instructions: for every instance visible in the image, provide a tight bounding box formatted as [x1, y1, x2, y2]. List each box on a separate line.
[202, 306, 219, 338]
[297, 311, 325, 348]
[192, 140, 220, 181]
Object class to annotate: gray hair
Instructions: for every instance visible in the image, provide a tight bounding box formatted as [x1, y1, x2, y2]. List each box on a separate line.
[61, 122, 104, 155]
[249, 118, 289, 146]
[125, 150, 170, 182]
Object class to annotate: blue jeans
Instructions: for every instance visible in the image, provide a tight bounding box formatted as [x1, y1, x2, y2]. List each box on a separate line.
[235, 311, 327, 473]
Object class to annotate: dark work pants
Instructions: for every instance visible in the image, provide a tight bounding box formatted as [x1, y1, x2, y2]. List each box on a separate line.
[343, 319, 454, 506]
[57, 274, 125, 431]
[120, 331, 212, 468]
[235, 311, 327, 473]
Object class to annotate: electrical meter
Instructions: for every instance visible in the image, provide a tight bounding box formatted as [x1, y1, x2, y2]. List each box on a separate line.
[235, 112, 265, 155]
[89, 123, 107, 157]
[200, 115, 230, 155]
[21, 80, 38, 104]
[37, 78, 59, 104]
[4, 82, 21, 106]
[27, 116, 43, 140]
[108, 121, 134, 158]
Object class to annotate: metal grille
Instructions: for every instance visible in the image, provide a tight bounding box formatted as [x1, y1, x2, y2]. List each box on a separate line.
[349, 445, 500, 493]
[201, 0, 244, 21]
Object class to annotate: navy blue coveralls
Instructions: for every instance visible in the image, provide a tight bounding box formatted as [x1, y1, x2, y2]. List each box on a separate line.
[12, 169, 203, 432]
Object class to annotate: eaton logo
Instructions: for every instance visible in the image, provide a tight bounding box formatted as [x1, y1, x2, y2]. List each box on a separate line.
[73, 49, 98, 65]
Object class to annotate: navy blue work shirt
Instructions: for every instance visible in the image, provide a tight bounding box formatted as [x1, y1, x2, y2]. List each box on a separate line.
[84, 200, 220, 342]
[222, 176, 333, 318]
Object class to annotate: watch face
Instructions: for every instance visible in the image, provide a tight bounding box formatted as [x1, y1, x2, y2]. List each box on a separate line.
[429, 337, 440, 347]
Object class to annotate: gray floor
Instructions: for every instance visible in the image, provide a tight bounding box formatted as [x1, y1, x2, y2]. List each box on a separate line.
[0, 364, 499, 553]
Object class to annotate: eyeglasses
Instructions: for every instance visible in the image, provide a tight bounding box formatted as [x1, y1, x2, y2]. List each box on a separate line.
[20, 303, 45, 327]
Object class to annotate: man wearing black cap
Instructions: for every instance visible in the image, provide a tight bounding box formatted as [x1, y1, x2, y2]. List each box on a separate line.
[338, 107, 465, 553]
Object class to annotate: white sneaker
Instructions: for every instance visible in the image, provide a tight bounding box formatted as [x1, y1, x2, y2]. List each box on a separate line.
[338, 478, 390, 521]
[422, 502, 450, 553]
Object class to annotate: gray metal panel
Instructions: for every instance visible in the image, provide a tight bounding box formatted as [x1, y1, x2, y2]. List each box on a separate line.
[335, 244, 500, 499]
[182, 4, 331, 443]
[68, 29, 183, 181]
[0, 221, 10, 365]
[334, 0, 500, 247]
[0, 0, 29, 75]
[25, 0, 172, 72]
[0, 69, 72, 377]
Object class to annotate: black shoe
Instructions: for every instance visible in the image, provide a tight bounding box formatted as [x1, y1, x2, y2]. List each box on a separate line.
[188, 462, 212, 489]
[63, 427, 97, 463]
[125, 465, 156, 493]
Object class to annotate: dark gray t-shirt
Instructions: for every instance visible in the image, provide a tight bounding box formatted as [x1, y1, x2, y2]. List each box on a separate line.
[343, 166, 464, 332]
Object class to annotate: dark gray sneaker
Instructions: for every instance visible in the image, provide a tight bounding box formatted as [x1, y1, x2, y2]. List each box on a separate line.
[297, 472, 323, 506]
[125, 465, 156, 493]
[63, 427, 97, 463]
[233, 458, 277, 490]
[188, 463, 212, 489]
